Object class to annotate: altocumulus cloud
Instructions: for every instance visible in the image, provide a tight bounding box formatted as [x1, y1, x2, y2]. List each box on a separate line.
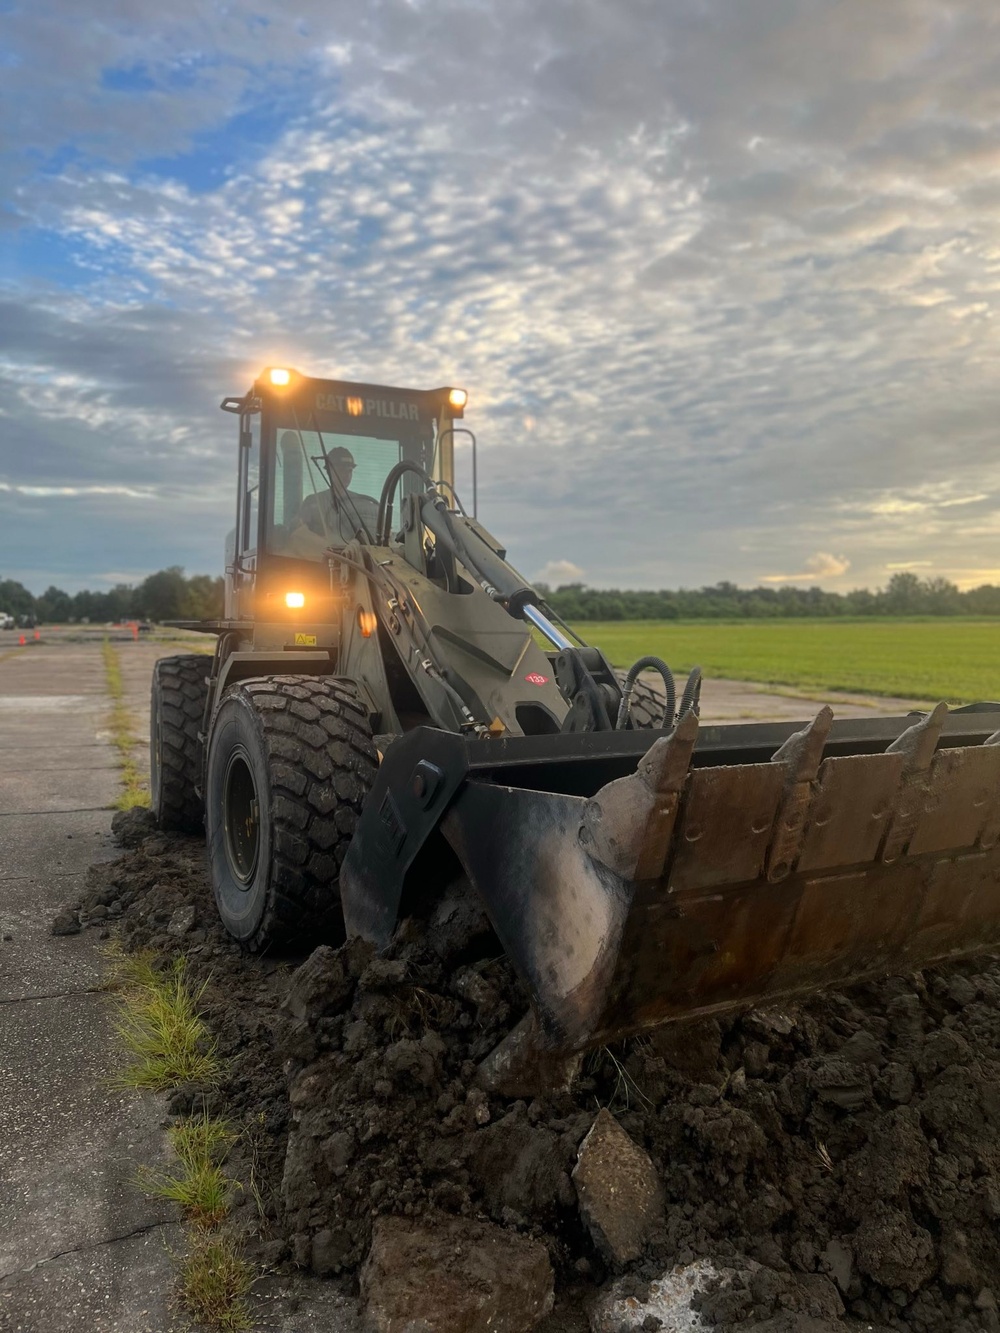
[2, 1, 1000, 591]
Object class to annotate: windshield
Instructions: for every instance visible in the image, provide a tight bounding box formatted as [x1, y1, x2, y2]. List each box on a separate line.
[267, 427, 415, 558]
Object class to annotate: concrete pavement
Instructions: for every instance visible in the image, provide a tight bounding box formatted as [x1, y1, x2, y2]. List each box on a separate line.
[0, 640, 182, 1333]
[0, 634, 361, 1332]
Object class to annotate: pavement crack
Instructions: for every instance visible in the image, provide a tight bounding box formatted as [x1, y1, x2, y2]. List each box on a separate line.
[0, 1220, 173, 1281]
[0, 987, 103, 1004]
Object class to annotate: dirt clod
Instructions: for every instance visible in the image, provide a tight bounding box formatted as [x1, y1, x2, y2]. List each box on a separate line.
[360, 1214, 554, 1332]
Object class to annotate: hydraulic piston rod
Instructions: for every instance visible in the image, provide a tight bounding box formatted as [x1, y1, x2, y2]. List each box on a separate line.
[522, 602, 573, 651]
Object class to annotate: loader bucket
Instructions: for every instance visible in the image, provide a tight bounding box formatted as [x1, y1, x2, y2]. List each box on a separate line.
[340, 704, 1000, 1058]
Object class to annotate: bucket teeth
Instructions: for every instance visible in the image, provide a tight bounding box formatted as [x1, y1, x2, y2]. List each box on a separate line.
[887, 701, 948, 769]
[581, 710, 698, 881]
[766, 707, 833, 882]
[882, 702, 948, 863]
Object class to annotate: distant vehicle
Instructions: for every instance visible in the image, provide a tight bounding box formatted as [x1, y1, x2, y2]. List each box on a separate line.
[137, 621, 152, 634]
[18, 614, 36, 629]
[0, 612, 14, 630]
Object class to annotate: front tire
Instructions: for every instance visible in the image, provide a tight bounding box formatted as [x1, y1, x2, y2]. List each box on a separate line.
[151, 654, 209, 831]
[205, 676, 377, 951]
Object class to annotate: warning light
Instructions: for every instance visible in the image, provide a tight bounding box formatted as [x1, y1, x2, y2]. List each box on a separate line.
[447, 388, 468, 410]
[269, 368, 292, 386]
[346, 396, 364, 416]
[357, 608, 378, 638]
[285, 591, 306, 609]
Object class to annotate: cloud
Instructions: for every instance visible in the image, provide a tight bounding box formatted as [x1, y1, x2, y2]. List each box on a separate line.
[760, 552, 852, 584]
[3, 2, 1000, 592]
[535, 559, 586, 587]
[0, 481, 155, 498]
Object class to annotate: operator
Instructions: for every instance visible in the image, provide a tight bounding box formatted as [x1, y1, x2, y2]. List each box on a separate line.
[286, 447, 380, 557]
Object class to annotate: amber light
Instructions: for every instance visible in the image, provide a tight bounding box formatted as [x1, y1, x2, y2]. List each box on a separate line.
[346, 396, 364, 416]
[447, 388, 468, 410]
[269, 367, 292, 386]
[357, 608, 378, 638]
[285, 591, 306, 609]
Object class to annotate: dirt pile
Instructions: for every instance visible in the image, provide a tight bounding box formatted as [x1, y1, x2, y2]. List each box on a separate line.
[67, 810, 1000, 1332]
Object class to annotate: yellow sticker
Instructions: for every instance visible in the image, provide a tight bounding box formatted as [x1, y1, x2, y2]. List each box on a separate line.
[294, 633, 318, 646]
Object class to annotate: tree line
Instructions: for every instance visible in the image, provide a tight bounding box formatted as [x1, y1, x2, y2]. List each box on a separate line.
[3, 567, 999, 626]
[0, 567, 224, 625]
[539, 572, 1000, 620]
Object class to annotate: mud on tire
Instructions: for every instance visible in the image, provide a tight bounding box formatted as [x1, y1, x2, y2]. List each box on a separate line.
[151, 653, 210, 832]
[205, 676, 378, 951]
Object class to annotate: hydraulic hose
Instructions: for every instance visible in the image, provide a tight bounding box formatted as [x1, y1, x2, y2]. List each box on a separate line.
[678, 665, 703, 720]
[376, 461, 437, 545]
[615, 656, 676, 730]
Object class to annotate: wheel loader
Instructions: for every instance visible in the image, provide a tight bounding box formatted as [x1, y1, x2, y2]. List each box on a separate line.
[152, 366, 1000, 1086]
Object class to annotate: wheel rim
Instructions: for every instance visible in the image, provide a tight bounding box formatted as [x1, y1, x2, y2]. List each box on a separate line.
[222, 747, 260, 888]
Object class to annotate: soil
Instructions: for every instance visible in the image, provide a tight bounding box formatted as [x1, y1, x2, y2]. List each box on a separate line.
[66, 808, 1000, 1332]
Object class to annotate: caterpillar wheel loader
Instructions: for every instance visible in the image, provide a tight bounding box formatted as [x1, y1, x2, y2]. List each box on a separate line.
[153, 366, 1000, 1087]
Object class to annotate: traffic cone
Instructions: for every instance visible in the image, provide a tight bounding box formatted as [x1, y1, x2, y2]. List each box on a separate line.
[33, 630, 40, 641]
[18, 635, 25, 646]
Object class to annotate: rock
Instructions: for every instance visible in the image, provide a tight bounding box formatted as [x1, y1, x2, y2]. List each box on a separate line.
[572, 1108, 664, 1265]
[589, 1259, 738, 1332]
[167, 904, 196, 935]
[475, 1012, 583, 1096]
[360, 1214, 553, 1332]
[51, 911, 81, 936]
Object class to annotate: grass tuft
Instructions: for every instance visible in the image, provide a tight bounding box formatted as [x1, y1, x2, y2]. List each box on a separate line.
[110, 950, 255, 1326]
[177, 1235, 254, 1331]
[102, 638, 151, 809]
[113, 955, 219, 1091]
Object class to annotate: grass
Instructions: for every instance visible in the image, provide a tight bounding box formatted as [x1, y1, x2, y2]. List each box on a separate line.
[579, 617, 1000, 705]
[107, 947, 254, 1328]
[177, 1238, 254, 1331]
[112, 953, 219, 1091]
[102, 638, 150, 810]
[140, 1116, 238, 1228]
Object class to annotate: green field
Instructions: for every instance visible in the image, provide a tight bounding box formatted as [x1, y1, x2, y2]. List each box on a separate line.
[578, 618, 1000, 705]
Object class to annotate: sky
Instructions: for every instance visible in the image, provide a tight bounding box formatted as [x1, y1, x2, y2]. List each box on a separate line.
[2, 0, 1000, 595]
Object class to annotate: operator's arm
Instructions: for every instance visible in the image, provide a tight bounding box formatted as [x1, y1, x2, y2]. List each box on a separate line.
[286, 492, 340, 559]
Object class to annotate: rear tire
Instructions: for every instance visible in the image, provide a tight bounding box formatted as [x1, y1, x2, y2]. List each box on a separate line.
[614, 670, 671, 729]
[205, 676, 377, 951]
[151, 654, 209, 831]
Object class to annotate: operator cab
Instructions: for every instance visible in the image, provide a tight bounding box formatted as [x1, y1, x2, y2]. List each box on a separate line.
[220, 367, 468, 631]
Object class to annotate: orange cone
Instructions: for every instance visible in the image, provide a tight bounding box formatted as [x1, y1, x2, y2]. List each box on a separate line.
[18, 635, 25, 646]
[33, 630, 40, 641]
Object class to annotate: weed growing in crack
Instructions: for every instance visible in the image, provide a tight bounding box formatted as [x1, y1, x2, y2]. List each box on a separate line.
[108, 946, 255, 1329]
[101, 638, 150, 810]
[176, 1235, 254, 1331]
[112, 955, 218, 1091]
[140, 1115, 239, 1228]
